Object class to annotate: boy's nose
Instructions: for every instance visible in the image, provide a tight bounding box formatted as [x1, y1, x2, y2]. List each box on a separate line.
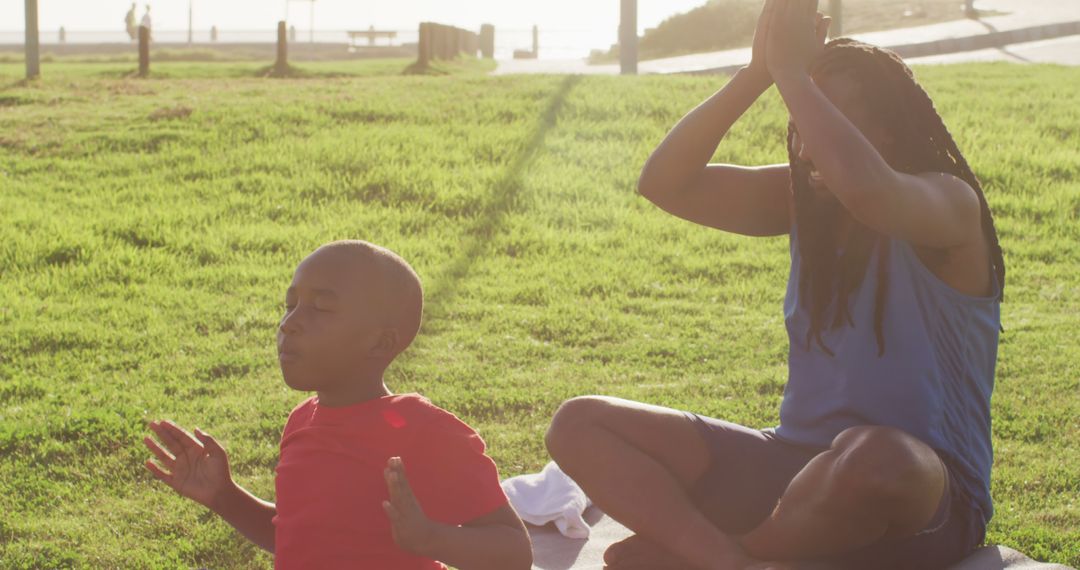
[279, 313, 302, 335]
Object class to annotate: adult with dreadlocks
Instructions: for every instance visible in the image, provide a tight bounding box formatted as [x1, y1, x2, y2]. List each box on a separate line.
[544, 1, 1005, 569]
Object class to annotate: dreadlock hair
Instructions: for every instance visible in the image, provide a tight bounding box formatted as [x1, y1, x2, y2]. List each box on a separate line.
[791, 38, 1005, 358]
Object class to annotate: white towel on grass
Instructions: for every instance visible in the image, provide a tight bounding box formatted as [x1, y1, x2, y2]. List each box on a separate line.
[502, 461, 592, 539]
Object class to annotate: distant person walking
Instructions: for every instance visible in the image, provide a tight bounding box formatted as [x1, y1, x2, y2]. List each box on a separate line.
[124, 3, 138, 41]
[141, 5, 153, 42]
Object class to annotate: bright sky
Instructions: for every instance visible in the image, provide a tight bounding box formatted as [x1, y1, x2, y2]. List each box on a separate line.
[4, 0, 709, 35]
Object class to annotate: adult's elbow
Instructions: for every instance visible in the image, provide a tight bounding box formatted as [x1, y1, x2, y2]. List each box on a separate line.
[637, 167, 670, 203]
[636, 169, 656, 198]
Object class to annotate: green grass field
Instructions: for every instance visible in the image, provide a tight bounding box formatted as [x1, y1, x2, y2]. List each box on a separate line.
[0, 60, 1077, 568]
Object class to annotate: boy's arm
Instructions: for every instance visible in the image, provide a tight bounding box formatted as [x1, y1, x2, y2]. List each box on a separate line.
[144, 421, 276, 553]
[211, 480, 277, 553]
[383, 458, 532, 570]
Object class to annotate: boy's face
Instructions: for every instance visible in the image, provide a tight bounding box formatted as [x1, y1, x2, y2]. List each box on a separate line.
[277, 249, 387, 392]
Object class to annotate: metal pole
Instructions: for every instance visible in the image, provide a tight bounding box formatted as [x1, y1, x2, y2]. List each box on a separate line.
[620, 0, 638, 75]
[830, 0, 843, 37]
[188, 0, 193, 44]
[25, 0, 40, 79]
[310, 1, 314, 44]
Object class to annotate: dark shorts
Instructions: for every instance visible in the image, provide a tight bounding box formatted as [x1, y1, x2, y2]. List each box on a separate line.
[684, 413, 987, 570]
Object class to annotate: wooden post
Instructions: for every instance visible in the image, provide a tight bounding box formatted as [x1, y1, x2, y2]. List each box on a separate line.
[467, 31, 478, 57]
[430, 23, 438, 63]
[275, 20, 288, 74]
[138, 25, 150, 77]
[532, 25, 539, 59]
[620, 0, 637, 75]
[452, 28, 462, 58]
[830, 0, 843, 37]
[440, 25, 451, 59]
[188, 0, 193, 44]
[418, 22, 431, 66]
[25, 0, 40, 79]
[431, 24, 440, 60]
[480, 24, 495, 59]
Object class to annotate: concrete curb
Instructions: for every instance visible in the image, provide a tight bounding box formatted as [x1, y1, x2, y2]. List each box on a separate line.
[891, 19, 1080, 57]
[679, 19, 1080, 75]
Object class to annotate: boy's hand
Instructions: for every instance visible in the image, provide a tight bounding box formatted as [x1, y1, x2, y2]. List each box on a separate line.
[383, 456, 440, 558]
[144, 420, 233, 510]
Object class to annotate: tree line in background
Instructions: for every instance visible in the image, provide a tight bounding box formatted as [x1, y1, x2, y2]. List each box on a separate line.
[594, 0, 974, 63]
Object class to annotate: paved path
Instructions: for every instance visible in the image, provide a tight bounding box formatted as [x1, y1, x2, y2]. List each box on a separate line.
[493, 0, 1080, 75]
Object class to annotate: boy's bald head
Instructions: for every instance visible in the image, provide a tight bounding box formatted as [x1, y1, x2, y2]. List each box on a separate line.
[304, 240, 424, 357]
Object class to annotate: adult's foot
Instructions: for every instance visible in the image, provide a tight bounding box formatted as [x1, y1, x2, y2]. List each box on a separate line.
[743, 563, 795, 570]
[604, 534, 788, 570]
[604, 534, 689, 567]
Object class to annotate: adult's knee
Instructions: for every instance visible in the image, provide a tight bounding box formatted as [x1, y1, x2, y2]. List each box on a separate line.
[829, 426, 940, 505]
[545, 396, 610, 459]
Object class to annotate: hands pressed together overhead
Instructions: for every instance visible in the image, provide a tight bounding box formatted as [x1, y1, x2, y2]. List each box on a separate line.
[748, 0, 833, 84]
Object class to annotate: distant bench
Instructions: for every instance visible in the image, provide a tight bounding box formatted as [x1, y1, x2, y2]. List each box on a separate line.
[347, 29, 398, 48]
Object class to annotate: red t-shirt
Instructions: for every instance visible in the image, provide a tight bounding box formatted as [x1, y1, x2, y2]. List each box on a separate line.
[272, 394, 509, 569]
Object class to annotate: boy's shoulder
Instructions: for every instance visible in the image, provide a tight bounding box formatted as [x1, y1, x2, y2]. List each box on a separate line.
[280, 393, 478, 439]
[282, 395, 318, 432]
[386, 393, 478, 437]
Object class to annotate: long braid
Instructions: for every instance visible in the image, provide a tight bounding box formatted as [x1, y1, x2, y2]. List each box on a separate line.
[790, 123, 840, 356]
[792, 39, 1006, 357]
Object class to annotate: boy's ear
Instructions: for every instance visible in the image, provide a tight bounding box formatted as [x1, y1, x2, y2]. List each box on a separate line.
[371, 328, 399, 357]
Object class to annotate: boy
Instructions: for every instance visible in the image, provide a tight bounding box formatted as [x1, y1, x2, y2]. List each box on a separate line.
[144, 240, 532, 569]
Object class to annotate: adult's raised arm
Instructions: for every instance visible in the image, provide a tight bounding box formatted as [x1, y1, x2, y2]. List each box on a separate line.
[638, 2, 831, 237]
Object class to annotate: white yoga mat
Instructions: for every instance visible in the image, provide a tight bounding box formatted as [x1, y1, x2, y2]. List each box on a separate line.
[528, 507, 1076, 570]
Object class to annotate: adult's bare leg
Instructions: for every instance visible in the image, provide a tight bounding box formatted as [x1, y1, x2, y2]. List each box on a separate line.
[736, 425, 948, 562]
[546, 396, 755, 570]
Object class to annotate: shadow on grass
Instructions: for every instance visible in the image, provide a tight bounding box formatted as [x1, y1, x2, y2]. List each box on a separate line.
[254, 63, 352, 79]
[419, 75, 582, 324]
[403, 56, 498, 76]
[0, 78, 37, 91]
[92, 63, 359, 80]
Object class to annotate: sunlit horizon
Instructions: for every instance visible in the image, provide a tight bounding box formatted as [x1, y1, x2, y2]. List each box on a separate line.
[2, 0, 709, 58]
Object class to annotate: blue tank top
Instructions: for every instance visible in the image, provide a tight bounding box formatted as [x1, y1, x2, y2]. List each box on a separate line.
[767, 224, 1001, 524]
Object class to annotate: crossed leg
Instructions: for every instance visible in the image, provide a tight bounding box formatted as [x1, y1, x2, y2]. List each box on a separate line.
[545, 396, 948, 570]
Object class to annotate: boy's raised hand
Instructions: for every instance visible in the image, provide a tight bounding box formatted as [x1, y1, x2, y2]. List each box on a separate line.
[383, 456, 439, 558]
[144, 420, 233, 510]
